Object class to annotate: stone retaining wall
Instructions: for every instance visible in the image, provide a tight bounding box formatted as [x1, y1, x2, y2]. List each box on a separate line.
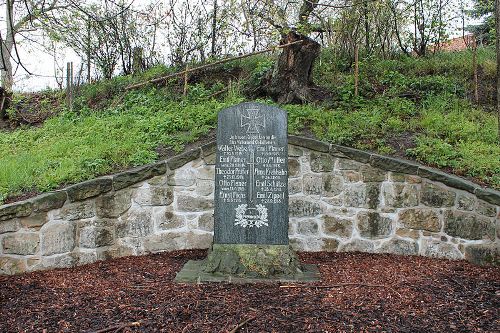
[1, 136, 498, 274]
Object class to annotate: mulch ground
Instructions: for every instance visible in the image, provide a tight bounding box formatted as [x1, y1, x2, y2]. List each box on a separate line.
[0, 250, 498, 333]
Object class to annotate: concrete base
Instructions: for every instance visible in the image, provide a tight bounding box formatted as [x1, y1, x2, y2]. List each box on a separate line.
[174, 243, 320, 283]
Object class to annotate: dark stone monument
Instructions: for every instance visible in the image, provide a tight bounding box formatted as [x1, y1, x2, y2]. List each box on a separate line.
[214, 103, 288, 244]
[175, 102, 319, 283]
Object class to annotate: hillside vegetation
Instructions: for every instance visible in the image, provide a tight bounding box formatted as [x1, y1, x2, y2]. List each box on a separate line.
[0, 48, 499, 204]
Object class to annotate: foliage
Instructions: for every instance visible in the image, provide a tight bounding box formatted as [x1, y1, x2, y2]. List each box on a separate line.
[1, 47, 499, 203]
[0, 89, 243, 202]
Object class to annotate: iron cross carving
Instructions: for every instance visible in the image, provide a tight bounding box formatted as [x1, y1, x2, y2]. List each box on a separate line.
[240, 108, 265, 134]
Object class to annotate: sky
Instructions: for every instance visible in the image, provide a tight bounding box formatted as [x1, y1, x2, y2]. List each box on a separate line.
[2, 0, 484, 92]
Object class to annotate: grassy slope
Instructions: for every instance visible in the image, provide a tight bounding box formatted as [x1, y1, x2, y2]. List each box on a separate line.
[0, 48, 499, 203]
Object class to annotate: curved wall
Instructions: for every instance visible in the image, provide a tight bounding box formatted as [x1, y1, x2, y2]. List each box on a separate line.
[0, 136, 498, 274]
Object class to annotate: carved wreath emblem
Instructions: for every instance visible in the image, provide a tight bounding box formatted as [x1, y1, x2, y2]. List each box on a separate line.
[234, 204, 268, 228]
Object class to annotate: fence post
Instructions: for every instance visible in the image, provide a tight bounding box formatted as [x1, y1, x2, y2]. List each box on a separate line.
[354, 44, 359, 97]
[183, 63, 189, 97]
[66, 62, 74, 111]
[132, 47, 144, 74]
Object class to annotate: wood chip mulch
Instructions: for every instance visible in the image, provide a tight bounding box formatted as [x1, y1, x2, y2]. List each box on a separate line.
[0, 250, 498, 333]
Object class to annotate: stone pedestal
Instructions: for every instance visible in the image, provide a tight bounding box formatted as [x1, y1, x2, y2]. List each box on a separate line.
[174, 244, 319, 283]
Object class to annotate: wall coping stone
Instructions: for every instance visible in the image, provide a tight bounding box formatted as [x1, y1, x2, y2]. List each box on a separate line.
[66, 177, 113, 202]
[288, 135, 329, 153]
[369, 155, 420, 175]
[418, 167, 478, 193]
[331, 144, 371, 163]
[1, 136, 499, 210]
[200, 141, 216, 157]
[166, 148, 201, 170]
[113, 161, 167, 191]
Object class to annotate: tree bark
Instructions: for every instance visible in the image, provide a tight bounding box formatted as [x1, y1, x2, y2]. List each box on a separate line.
[1, 0, 14, 92]
[266, 31, 321, 104]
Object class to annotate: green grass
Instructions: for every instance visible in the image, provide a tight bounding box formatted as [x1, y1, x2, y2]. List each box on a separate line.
[1, 47, 499, 203]
[0, 89, 244, 202]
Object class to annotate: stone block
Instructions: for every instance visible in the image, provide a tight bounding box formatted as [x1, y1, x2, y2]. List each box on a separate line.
[79, 227, 114, 248]
[167, 148, 201, 170]
[323, 215, 352, 238]
[288, 135, 329, 153]
[288, 145, 304, 157]
[421, 240, 463, 260]
[289, 198, 323, 217]
[113, 161, 167, 190]
[310, 152, 334, 172]
[30, 191, 67, 212]
[303, 174, 322, 195]
[288, 178, 302, 195]
[370, 155, 419, 174]
[322, 238, 340, 252]
[390, 173, 406, 182]
[344, 183, 380, 209]
[66, 177, 112, 202]
[167, 168, 196, 186]
[144, 232, 212, 253]
[360, 165, 386, 182]
[476, 200, 497, 217]
[344, 184, 367, 208]
[176, 194, 214, 212]
[58, 201, 95, 221]
[398, 208, 440, 232]
[41, 222, 76, 256]
[0, 257, 26, 275]
[418, 166, 478, 193]
[474, 188, 500, 206]
[395, 228, 420, 239]
[96, 189, 132, 218]
[297, 219, 319, 236]
[357, 212, 393, 239]
[133, 187, 172, 206]
[19, 212, 48, 229]
[0, 201, 33, 221]
[405, 175, 422, 184]
[117, 209, 153, 238]
[382, 183, 419, 208]
[158, 209, 185, 230]
[288, 158, 301, 177]
[339, 239, 375, 253]
[197, 166, 215, 180]
[421, 182, 456, 207]
[331, 144, 371, 162]
[464, 244, 499, 265]
[341, 171, 361, 182]
[444, 210, 495, 240]
[322, 174, 343, 197]
[201, 141, 216, 159]
[2, 232, 39, 255]
[378, 238, 418, 256]
[41, 253, 78, 269]
[337, 158, 363, 171]
[197, 212, 214, 232]
[366, 183, 381, 209]
[0, 219, 21, 234]
[456, 194, 476, 211]
[195, 180, 214, 196]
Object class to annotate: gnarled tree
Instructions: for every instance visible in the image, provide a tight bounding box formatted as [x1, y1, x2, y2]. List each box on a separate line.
[256, 0, 326, 104]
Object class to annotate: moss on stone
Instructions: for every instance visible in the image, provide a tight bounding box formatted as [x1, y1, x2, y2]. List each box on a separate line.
[201, 244, 303, 278]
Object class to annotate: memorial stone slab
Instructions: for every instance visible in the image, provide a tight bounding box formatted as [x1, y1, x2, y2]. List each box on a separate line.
[175, 102, 319, 283]
[214, 102, 288, 245]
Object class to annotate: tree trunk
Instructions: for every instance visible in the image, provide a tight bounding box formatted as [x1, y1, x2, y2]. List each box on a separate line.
[1, 0, 14, 92]
[266, 32, 321, 104]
